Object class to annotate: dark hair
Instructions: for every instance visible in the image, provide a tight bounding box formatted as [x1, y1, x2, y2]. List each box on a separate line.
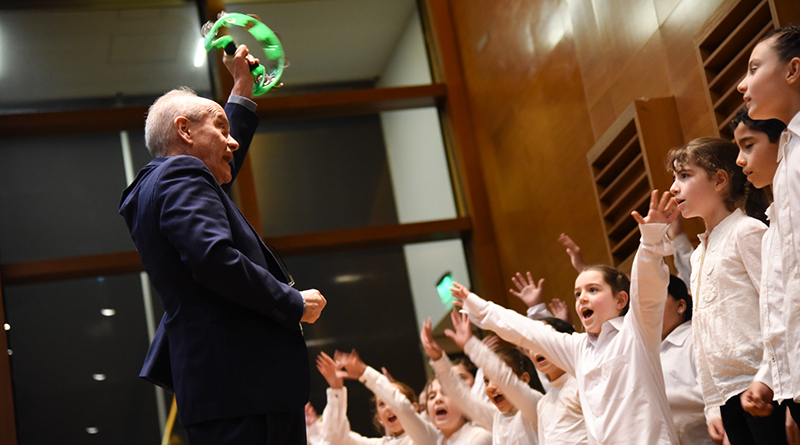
[541, 317, 576, 334]
[730, 106, 787, 143]
[371, 380, 417, 434]
[496, 347, 544, 393]
[759, 24, 800, 63]
[581, 264, 631, 316]
[667, 275, 692, 322]
[451, 355, 478, 378]
[666, 137, 769, 224]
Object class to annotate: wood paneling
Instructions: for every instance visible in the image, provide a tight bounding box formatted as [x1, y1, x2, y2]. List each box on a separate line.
[442, 0, 779, 320]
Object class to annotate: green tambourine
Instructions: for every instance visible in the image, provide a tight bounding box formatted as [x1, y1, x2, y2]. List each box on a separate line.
[201, 12, 284, 96]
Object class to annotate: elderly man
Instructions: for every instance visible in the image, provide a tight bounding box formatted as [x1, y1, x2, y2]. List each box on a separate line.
[119, 45, 326, 445]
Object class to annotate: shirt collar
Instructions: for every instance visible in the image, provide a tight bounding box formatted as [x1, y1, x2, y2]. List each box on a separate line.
[697, 208, 743, 245]
[663, 320, 692, 347]
[588, 316, 623, 345]
[778, 111, 800, 163]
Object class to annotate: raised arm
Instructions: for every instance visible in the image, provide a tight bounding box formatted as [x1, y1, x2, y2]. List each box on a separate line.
[509, 272, 554, 320]
[448, 310, 543, 429]
[336, 350, 440, 445]
[630, 190, 678, 351]
[422, 317, 495, 431]
[451, 282, 578, 377]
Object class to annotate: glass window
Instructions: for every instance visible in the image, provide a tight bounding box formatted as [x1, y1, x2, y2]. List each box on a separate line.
[4, 274, 160, 444]
[0, 133, 135, 263]
[284, 245, 428, 436]
[249, 107, 456, 237]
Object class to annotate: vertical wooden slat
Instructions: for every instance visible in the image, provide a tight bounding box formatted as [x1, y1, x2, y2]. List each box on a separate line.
[423, 0, 507, 305]
[0, 274, 18, 445]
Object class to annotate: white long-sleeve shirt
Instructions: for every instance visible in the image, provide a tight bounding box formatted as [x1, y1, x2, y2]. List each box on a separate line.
[757, 111, 800, 402]
[322, 385, 415, 445]
[690, 208, 766, 415]
[463, 223, 679, 444]
[358, 367, 491, 445]
[660, 320, 716, 445]
[432, 337, 543, 444]
[536, 372, 587, 445]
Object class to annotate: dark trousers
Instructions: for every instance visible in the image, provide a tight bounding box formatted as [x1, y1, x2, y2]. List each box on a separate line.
[721, 391, 787, 445]
[184, 408, 306, 445]
[785, 399, 800, 427]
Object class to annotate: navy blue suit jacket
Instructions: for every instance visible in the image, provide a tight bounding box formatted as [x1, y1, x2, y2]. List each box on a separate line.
[119, 102, 309, 425]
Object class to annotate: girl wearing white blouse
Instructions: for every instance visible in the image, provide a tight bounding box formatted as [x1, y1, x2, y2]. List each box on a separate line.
[667, 138, 784, 445]
[420, 312, 544, 445]
[317, 351, 420, 445]
[335, 350, 491, 445]
[450, 190, 682, 444]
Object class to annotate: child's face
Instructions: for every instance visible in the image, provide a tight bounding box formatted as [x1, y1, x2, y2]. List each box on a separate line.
[738, 38, 791, 123]
[532, 351, 565, 381]
[426, 380, 465, 433]
[376, 392, 405, 436]
[574, 270, 626, 335]
[452, 364, 475, 388]
[669, 160, 721, 221]
[483, 376, 514, 413]
[734, 122, 780, 189]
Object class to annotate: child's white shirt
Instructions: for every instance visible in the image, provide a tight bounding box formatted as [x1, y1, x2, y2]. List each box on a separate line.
[463, 223, 679, 444]
[690, 208, 766, 414]
[757, 110, 800, 402]
[537, 372, 587, 445]
[660, 320, 716, 445]
[322, 385, 417, 445]
[432, 337, 543, 444]
[357, 366, 491, 445]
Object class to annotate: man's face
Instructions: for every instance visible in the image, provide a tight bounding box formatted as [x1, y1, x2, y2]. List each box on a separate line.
[188, 101, 239, 185]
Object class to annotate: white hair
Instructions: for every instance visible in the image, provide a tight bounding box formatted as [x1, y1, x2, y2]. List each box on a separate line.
[144, 87, 208, 157]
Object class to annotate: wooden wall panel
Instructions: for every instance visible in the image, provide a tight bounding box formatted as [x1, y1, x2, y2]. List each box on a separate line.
[445, 0, 752, 320]
[448, 0, 603, 318]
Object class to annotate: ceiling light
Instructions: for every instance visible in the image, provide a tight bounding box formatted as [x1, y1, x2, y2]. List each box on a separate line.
[194, 38, 206, 68]
[3, 323, 9, 331]
[85, 427, 98, 435]
[92, 374, 107, 381]
[100, 309, 116, 317]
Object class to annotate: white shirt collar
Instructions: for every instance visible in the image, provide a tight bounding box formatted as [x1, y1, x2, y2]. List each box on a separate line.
[663, 320, 692, 347]
[778, 111, 800, 163]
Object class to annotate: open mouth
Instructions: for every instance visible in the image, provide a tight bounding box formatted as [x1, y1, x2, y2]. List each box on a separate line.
[434, 407, 448, 421]
[387, 415, 397, 424]
[492, 394, 506, 406]
[535, 355, 546, 363]
[581, 308, 594, 320]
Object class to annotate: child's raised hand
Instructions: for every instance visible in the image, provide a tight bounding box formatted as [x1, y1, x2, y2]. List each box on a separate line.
[631, 190, 679, 225]
[333, 349, 368, 380]
[449, 281, 471, 306]
[482, 334, 501, 351]
[558, 233, 587, 272]
[316, 351, 344, 389]
[305, 402, 319, 427]
[547, 298, 573, 325]
[509, 271, 545, 308]
[420, 317, 444, 360]
[443, 309, 473, 350]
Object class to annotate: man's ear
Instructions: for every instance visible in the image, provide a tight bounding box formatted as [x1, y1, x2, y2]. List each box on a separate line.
[175, 116, 192, 144]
